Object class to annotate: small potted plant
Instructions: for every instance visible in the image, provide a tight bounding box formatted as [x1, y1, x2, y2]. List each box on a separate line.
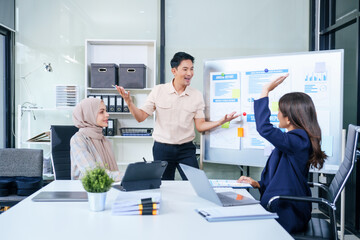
[81, 166, 114, 212]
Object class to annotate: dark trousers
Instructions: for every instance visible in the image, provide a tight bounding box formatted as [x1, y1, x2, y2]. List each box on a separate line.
[153, 141, 198, 180]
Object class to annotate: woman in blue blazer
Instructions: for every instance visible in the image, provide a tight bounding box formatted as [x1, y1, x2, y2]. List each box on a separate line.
[238, 74, 327, 233]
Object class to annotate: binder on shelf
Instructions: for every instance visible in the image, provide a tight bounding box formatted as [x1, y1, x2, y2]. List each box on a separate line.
[102, 127, 107, 136]
[102, 95, 109, 112]
[195, 205, 278, 222]
[116, 96, 123, 112]
[95, 95, 102, 100]
[123, 98, 129, 112]
[87, 95, 96, 98]
[107, 119, 116, 136]
[109, 96, 116, 112]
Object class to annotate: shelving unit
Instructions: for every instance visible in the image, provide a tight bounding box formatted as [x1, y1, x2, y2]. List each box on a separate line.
[17, 106, 74, 149]
[85, 39, 156, 165]
[17, 105, 75, 179]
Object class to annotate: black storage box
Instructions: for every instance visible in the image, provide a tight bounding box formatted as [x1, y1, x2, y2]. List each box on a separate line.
[118, 64, 146, 88]
[90, 63, 118, 88]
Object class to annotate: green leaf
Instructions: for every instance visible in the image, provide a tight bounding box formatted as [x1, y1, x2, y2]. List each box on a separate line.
[81, 166, 114, 193]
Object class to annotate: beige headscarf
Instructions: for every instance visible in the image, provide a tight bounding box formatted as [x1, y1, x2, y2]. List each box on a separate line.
[72, 98, 119, 171]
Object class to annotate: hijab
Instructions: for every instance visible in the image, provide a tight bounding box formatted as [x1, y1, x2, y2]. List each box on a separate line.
[72, 98, 119, 171]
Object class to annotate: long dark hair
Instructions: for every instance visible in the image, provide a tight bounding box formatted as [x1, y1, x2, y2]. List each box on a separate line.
[279, 92, 327, 169]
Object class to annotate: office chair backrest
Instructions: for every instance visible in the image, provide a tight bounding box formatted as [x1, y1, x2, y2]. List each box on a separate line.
[0, 148, 43, 177]
[0, 148, 43, 197]
[51, 125, 78, 180]
[328, 124, 360, 203]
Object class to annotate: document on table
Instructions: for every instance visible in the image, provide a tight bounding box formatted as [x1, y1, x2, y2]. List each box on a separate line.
[209, 179, 252, 188]
[195, 205, 278, 222]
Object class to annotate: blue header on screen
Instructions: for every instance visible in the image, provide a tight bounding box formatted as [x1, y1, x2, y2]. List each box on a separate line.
[247, 114, 279, 122]
[212, 74, 237, 81]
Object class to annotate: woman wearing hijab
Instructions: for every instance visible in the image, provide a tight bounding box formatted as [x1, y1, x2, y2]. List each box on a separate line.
[70, 98, 122, 181]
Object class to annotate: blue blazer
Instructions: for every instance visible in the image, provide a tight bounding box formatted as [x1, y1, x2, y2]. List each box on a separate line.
[254, 97, 312, 233]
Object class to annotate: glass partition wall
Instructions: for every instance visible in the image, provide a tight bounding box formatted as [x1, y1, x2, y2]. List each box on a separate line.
[0, 33, 5, 148]
[15, 0, 160, 155]
[15, 0, 310, 177]
[164, 0, 310, 92]
[15, 0, 309, 138]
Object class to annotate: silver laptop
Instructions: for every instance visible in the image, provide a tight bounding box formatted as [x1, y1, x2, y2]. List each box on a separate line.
[32, 191, 88, 202]
[180, 164, 259, 207]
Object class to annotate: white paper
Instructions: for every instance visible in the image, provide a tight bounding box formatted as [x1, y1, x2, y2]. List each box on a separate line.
[209, 123, 240, 149]
[209, 179, 252, 188]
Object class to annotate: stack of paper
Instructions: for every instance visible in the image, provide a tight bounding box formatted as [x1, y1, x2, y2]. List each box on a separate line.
[112, 192, 161, 216]
[56, 85, 79, 108]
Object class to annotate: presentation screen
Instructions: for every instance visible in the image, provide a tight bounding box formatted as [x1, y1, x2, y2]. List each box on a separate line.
[202, 50, 343, 174]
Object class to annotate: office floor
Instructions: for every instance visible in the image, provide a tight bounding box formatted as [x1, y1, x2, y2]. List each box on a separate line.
[345, 234, 360, 240]
[338, 225, 359, 239]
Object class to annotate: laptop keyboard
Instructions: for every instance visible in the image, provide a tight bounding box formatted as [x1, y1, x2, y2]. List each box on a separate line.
[217, 193, 236, 205]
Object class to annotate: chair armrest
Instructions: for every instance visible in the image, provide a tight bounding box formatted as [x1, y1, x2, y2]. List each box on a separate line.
[308, 181, 330, 193]
[267, 195, 335, 212]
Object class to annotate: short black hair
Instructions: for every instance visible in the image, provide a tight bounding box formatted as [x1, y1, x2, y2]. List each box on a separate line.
[170, 52, 195, 68]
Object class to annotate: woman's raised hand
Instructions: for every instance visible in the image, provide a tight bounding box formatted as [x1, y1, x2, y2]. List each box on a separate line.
[260, 73, 289, 98]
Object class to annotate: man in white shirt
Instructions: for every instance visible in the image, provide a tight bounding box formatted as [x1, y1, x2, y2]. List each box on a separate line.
[116, 52, 239, 180]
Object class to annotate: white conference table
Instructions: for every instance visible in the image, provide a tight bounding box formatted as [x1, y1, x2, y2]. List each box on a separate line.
[0, 180, 292, 240]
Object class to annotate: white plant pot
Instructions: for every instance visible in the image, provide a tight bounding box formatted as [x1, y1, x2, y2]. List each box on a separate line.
[87, 192, 107, 212]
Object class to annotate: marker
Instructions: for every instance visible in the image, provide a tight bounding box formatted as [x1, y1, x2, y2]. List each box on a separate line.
[112, 85, 128, 94]
[143, 157, 147, 163]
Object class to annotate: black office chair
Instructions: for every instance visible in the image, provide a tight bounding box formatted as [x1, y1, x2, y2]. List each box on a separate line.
[267, 124, 360, 240]
[51, 125, 78, 180]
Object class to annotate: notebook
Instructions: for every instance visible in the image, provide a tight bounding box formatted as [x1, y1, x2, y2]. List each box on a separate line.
[195, 205, 278, 222]
[32, 191, 88, 202]
[179, 164, 259, 207]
